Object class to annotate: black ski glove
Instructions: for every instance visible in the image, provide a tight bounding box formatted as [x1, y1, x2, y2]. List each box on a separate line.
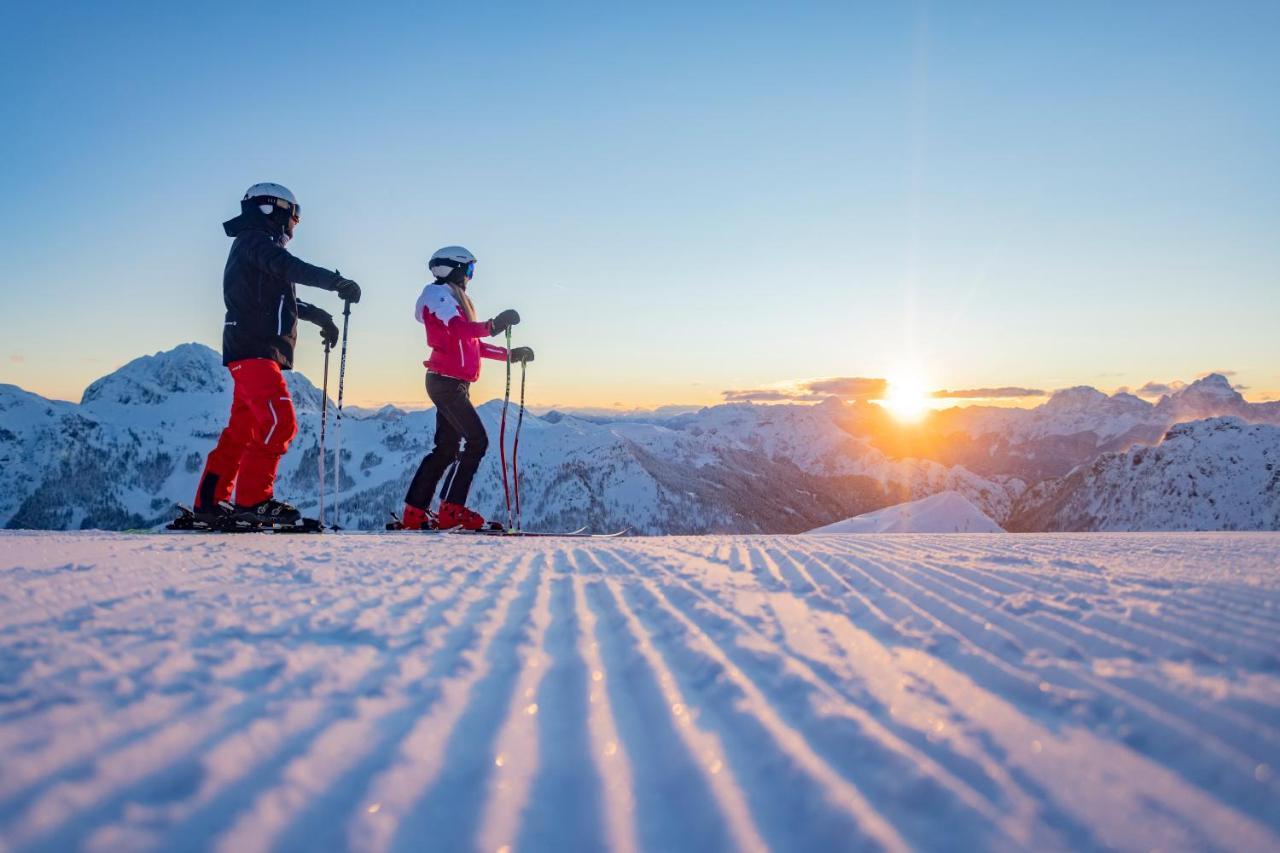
[488, 309, 520, 335]
[509, 346, 535, 364]
[332, 275, 361, 303]
[315, 311, 340, 348]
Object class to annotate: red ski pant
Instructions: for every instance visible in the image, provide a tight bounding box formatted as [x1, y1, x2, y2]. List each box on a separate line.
[194, 359, 297, 508]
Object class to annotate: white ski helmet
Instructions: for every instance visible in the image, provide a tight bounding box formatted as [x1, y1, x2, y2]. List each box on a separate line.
[242, 182, 300, 219]
[429, 245, 477, 281]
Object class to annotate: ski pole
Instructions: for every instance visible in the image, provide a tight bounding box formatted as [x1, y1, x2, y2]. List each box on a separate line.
[512, 360, 527, 531]
[333, 299, 352, 530]
[499, 327, 514, 531]
[318, 340, 332, 529]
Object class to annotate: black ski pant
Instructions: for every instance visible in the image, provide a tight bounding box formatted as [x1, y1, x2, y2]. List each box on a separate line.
[405, 373, 489, 510]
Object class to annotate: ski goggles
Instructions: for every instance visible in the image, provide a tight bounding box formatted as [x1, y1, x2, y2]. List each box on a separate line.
[263, 196, 301, 222]
[465, 260, 476, 278]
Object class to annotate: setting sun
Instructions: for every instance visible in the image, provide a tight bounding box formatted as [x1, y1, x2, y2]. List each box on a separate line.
[879, 374, 933, 423]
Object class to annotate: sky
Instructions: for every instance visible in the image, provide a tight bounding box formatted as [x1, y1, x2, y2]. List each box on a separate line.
[1, 1, 1277, 411]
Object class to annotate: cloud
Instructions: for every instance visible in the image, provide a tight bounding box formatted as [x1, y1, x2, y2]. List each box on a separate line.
[8, 354, 23, 364]
[1136, 380, 1185, 397]
[1136, 376, 1249, 397]
[722, 389, 826, 403]
[931, 386, 1045, 399]
[722, 376, 887, 403]
[722, 389, 800, 402]
[722, 377, 1051, 405]
[802, 377, 888, 399]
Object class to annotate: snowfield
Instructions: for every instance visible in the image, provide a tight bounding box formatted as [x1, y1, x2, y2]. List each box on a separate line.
[1, 532, 1278, 852]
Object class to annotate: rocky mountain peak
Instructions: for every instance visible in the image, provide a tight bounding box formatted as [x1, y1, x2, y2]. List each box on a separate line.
[1156, 373, 1247, 420]
[1042, 386, 1109, 412]
[81, 343, 227, 406]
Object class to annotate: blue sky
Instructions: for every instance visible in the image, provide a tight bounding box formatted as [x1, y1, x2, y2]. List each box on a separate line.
[1, 1, 1277, 408]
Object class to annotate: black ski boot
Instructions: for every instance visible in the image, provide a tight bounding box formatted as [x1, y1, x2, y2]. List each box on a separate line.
[233, 498, 302, 528]
[169, 502, 233, 531]
[195, 502, 233, 526]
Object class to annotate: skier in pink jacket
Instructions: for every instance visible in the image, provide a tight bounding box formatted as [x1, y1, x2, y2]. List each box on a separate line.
[401, 246, 533, 530]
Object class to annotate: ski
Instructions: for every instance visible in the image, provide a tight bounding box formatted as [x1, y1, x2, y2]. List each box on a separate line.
[384, 516, 626, 537]
[439, 526, 585, 537]
[167, 504, 323, 534]
[440, 526, 628, 538]
[385, 510, 624, 537]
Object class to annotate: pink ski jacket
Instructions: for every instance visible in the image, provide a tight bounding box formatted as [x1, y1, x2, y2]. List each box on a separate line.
[414, 283, 509, 383]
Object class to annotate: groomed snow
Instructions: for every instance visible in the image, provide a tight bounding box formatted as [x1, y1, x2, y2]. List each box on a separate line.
[808, 491, 1005, 534]
[2, 531, 1278, 852]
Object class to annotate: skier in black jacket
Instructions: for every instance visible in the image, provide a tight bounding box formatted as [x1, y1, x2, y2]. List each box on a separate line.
[193, 182, 361, 526]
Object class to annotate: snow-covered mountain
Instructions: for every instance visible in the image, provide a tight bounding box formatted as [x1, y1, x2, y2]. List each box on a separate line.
[3, 345, 1274, 532]
[904, 373, 1280, 483]
[807, 490, 1005, 533]
[946, 386, 1155, 444]
[0, 344, 1016, 533]
[943, 374, 1278, 442]
[1008, 417, 1280, 531]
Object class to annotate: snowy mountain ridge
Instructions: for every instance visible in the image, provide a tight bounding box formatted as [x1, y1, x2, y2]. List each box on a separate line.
[943, 373, 1280, 445]
[0, 344, 1014, 533]
[900, 372, 1280, 485]
[1008, 416, 1280, 531]
[2, 344, 1275, 532]
[807, 490, 1005, 534]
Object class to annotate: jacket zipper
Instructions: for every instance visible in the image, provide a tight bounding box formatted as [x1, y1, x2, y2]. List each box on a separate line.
[277, 295, 284, 335]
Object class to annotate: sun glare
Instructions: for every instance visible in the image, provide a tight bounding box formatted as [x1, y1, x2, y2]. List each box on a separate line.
[880, 374, 932, 423]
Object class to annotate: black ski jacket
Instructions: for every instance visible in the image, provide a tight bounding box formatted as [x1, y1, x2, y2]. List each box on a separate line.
[220, 214, 343, 369]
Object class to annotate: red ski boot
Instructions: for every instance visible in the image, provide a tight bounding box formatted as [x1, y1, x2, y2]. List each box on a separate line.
[401, 504, 434, 531]
[438, 501, 486, 531]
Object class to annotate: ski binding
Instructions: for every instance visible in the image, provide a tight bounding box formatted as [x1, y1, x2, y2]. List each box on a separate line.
[167, 503, 323, 535]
